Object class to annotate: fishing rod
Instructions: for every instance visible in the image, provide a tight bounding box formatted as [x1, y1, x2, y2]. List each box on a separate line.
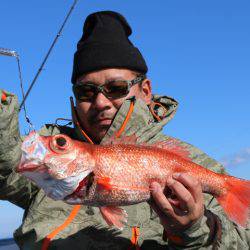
[19, 0, 79, 110]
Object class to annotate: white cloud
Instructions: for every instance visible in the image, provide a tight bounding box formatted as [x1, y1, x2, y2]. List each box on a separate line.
[220, 148, 250, 168]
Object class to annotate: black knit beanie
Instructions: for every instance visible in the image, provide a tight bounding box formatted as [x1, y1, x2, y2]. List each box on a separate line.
[71, 11, 148, 84]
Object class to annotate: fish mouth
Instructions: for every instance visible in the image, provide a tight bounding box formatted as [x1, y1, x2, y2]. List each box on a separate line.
[17, 131, 47, 173]
[64, 172, 94, 201]
[16, 153, 44, 173]
[16, 162, 44, 173]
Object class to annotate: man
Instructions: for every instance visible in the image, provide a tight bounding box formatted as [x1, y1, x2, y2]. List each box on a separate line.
[0, 11, 249, 250]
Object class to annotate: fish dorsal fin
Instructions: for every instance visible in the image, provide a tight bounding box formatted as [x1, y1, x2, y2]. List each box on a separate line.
[151, 138, 192, 161]
[102, 134, 138, 145]
[103, 134, 191, 161]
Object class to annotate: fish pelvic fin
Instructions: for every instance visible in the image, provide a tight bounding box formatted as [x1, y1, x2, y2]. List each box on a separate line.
[99, 206, 128, 230]
[217, 176, 250, 227]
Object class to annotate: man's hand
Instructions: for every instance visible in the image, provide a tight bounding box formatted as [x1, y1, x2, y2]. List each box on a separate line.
[149, 173, 204, 234]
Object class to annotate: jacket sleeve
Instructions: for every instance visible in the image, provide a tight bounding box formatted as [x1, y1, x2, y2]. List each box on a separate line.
[164, 137, 250, 249]
[0, 90, 39, 209]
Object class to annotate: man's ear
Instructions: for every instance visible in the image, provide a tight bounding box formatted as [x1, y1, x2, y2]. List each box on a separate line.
[140, 78, 152, 105]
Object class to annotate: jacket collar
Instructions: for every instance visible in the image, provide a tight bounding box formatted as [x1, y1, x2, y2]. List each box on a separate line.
[73, 95, 178, 144]
[101, 95, 178, 143]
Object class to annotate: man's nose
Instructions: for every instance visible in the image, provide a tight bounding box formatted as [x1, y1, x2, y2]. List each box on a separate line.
[93, 92, 112, 110]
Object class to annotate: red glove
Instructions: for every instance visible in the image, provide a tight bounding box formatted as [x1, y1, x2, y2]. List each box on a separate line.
[1, 91, 7, 102]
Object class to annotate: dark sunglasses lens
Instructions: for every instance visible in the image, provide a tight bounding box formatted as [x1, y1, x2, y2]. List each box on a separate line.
[104, 81, 129, 98]
[74, 85, 95, 101]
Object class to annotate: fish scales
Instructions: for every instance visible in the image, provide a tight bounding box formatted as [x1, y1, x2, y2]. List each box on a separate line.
[16, 132, 250, 229]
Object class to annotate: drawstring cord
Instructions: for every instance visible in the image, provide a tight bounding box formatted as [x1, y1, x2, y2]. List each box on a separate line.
[41, 205, 81, 250]
[149, 101, 168, 122]
[70, 96, 94, 144]
[115, 98, 135, 138]
[128, 226, 141, 250]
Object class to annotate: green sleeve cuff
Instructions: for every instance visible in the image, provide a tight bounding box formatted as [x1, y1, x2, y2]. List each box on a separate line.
[164, 210, 221, 249]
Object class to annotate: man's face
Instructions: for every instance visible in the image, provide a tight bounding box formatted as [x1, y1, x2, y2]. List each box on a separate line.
[75, 68, 151, 143]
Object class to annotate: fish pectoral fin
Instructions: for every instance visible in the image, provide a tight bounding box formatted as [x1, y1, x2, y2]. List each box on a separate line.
[99, 206, 128, 230]
[96, 176, 114, 190]
[96, 177, 149, 192]
[96, 176, 125, 191]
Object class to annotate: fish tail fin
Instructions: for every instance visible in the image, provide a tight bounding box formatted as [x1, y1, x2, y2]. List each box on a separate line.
[217, 176, 250, 227]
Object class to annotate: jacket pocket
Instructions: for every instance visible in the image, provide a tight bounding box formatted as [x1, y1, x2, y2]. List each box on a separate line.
[30, 190, 68, 219]
[125, 203, 151, 228]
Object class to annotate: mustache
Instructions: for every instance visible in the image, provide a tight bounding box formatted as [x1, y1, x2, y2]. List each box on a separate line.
[88, 111, 115, 124]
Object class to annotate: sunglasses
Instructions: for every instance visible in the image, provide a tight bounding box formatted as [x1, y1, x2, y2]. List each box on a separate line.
[73, 75, 146, 101]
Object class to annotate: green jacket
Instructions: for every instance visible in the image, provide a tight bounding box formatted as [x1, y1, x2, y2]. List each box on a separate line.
[0, 90, 249, 250]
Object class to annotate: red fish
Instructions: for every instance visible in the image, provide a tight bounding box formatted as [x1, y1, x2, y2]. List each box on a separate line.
[16, 131, 250, 229]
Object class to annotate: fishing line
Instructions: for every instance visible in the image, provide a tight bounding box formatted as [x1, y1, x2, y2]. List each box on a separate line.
[0, 47, 33, 129]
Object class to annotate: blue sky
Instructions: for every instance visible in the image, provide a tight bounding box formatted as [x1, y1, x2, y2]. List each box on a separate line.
[0, 0, 249, 238]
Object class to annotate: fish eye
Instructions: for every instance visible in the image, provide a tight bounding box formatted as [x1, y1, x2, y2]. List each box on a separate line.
[50, 135, 71, 153]
[56, 137, 67, 147]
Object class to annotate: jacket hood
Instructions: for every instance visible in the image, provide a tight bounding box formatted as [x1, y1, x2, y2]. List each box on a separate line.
[101, 94, 178, 144]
